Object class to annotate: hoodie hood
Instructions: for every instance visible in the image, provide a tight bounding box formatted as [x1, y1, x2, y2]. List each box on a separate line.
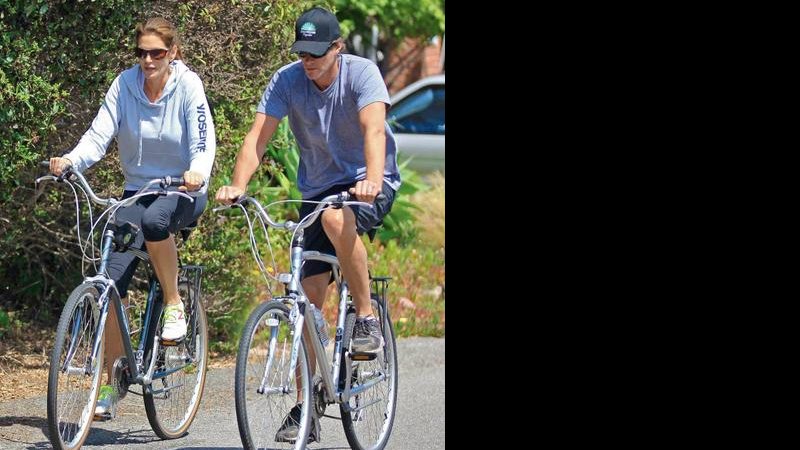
[121, 60, 191, 165]
[122, 59, 189, 104]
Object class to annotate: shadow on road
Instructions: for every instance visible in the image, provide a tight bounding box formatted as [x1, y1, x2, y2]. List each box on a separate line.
[0, 415, 48, 449]
[82, 426, 162, 446]
[0, 416, 160, 450]
[0, 415, 47, 433]
[169, 445, 350, 450]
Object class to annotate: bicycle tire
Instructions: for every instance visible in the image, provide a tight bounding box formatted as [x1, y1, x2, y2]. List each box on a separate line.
[235, 299, 313, 450]
[341, 297, 399, 450]
[143, 290, 208, 439]
[339, 305, 357, 390]
[47, 283, 105, 450]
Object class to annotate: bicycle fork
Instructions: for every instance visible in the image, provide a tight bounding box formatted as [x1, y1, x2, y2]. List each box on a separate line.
[256, 315, 283, 395]
[73, 230, 116, 375]
[61, 282, 113, 376]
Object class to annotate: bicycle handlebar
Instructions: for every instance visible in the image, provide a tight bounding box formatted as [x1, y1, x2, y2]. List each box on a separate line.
[36, 161, 203, 207]
[37, 162, 116, 207]
[213, 191, 381, 233]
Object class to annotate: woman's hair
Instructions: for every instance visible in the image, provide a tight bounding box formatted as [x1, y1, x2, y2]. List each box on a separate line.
[135, 17, 183, 60]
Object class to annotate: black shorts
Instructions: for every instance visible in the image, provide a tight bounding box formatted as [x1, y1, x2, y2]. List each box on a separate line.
[299, 182, 396, 280]
[106, 190, 207, 297]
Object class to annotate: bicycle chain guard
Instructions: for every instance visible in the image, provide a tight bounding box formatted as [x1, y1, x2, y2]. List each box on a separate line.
[313, 375, 327, 417]
[112, 357, 131, 400]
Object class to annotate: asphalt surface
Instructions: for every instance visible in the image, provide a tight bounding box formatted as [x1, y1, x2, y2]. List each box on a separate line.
[0, 337, 444, 449]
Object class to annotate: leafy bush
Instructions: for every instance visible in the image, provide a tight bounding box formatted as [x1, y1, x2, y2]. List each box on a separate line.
[0, 308, 10, 338]
[0, 0, 445, 351]
[0, 0, 324, 351]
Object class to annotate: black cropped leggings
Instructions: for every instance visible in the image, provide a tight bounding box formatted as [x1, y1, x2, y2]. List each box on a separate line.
[105, 190, 207, 298]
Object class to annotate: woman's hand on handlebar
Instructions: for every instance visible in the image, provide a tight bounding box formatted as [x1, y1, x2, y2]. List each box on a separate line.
[215, 185, 246, 205]
[179, 170, 205, 192]
[49, 157, 73, 176]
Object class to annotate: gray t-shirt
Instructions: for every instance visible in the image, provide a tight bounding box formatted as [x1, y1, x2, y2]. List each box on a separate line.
[258, 54, 401, 198]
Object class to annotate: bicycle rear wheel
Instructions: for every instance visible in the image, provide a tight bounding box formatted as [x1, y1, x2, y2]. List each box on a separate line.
[144, 287, 208, 439]
[340, 297, 399, 450]
[47, 283, 104, 450]
[235, 299, 313, 450]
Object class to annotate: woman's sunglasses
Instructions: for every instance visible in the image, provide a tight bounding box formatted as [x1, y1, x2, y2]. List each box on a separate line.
[135, 47, 169, 60]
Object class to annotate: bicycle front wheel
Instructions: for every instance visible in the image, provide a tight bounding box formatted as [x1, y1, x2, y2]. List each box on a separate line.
[144, 296, 209, 439]
[47, 283, 104, 450]
[235, 299, 313, 450]
[341, 297, 399, 450]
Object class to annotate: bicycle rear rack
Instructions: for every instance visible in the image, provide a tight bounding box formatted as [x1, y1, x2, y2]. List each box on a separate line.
[370, 276, 391, 307]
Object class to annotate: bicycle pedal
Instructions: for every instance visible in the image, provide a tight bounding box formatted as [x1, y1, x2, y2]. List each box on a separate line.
[161, 337, 184, 346]
[350, 351, 378, 361]
[93, 411, 114, 421]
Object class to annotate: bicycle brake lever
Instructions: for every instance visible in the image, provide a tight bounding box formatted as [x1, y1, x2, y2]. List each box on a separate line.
[35, 175, 57, 185]
[165, 191, 195, 203]
[212, 195, 246, 212]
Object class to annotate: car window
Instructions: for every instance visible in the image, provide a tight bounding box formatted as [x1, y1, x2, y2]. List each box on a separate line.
[388, 85, 445, 135]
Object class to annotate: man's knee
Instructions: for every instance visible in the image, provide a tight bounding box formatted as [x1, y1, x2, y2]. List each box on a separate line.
[321, 208, 356, 239]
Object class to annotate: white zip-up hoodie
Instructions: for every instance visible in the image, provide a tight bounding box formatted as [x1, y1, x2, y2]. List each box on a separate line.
[65, 60, 215, 194]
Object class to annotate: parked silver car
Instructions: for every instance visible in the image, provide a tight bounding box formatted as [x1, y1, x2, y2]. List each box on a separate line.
[388, 74, 445, 174]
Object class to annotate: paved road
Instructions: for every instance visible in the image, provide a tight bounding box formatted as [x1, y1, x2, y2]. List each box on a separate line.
[0, 337, 444, 449]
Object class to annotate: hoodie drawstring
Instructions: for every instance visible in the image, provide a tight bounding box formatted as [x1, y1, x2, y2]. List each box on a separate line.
[158, 102, 168, 140]
[137, 108, 143, 166]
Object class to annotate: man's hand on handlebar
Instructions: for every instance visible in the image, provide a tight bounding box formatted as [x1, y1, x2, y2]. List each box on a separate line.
[215, 185, 246, 205]
[349, 179, 380, 204]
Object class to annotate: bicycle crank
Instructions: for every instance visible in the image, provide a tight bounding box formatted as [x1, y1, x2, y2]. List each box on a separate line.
[313, 375, 327, 417]
[112, 357, 131, 400]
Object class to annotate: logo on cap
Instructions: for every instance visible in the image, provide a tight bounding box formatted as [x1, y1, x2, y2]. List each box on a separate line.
[300, 22, 317, 38]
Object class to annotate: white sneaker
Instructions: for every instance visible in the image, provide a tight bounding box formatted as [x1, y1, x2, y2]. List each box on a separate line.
[94, 385, 118, 420]
[161, 302, 187, 341]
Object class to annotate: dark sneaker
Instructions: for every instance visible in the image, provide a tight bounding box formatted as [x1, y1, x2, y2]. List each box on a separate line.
[94, 384, 119, 421]
[274, 403, 320, 443]
[352, 316, 384, 353]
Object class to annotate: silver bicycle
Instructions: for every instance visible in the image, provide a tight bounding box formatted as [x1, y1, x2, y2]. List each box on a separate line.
[215, 192, 398, 450]
[36, 163, 208, 450]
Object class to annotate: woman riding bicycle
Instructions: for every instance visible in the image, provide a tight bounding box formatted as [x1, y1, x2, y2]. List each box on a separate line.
[49, 17, 216, 421]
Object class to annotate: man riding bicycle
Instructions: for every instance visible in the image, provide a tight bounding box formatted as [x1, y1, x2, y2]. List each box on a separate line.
[215, 6, 400, 443]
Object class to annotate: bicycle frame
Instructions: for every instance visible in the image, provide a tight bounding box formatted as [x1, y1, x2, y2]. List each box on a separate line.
[37, 170, 202, 393]
[218, 194, 386, 406]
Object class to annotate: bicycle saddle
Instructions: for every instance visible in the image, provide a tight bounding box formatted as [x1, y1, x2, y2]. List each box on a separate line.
[179, 220, 198, 242]
[366, 220, 383, 243]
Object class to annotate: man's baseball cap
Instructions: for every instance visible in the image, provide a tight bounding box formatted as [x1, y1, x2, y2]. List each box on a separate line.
[290, 7, 341, 56]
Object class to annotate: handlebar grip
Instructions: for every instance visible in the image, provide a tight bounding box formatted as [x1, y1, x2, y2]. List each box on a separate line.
[164, 176, 206, 188]
[341, 191, 386, 201]
[39, 161, 51, 168]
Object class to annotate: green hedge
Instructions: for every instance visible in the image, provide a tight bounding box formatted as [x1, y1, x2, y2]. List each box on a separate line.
[0, 0, 329, 349]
